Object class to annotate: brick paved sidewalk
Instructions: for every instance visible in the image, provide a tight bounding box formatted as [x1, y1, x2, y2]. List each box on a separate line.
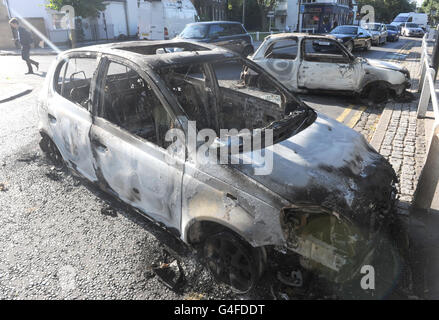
[354, 41, 427, 215]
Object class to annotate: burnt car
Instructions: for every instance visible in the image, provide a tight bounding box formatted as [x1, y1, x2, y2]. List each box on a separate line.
[38, 40, 397, 292]
[176, 21, 254, 57]
[250, 33, 411, 103]
[325, 25, 372, 52]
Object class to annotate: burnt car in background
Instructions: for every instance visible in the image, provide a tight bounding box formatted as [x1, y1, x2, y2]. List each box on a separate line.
[325, 25, 373, 52]
[249, 33, 411, 104]
[175, 21, 255, 57]
[37, 40, 397, 292]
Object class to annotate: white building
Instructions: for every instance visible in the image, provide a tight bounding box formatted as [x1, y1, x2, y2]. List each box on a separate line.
[3, 0, 139, 45]
[274, 0, 300, 32]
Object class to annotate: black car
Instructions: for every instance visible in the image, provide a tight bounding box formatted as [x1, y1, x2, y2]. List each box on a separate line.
[327, 25, 372, 52]
[176, 21, 254, 57]
[386, 24, 399, 42]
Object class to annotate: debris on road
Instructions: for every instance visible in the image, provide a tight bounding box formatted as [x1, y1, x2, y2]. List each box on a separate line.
[153, 259, 185, 291]
[0, 183, 8, 192]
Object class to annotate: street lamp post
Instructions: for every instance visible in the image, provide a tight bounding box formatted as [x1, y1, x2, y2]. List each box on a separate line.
[242, 0, 246, 27]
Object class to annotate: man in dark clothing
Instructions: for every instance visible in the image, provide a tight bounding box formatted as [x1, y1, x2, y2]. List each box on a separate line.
[9, 18, 39, 74]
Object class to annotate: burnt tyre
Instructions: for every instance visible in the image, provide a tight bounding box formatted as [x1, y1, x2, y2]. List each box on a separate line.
[203, 231, 265, 293]
[39, 133, 64, 166]
[363, 83, 389, 104]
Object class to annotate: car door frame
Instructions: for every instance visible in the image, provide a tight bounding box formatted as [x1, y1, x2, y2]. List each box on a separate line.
[258, 36, 300, 91]
[46, 52, 102, 182]
[89, 54, 186, 233]
[297, 36, 357, 92]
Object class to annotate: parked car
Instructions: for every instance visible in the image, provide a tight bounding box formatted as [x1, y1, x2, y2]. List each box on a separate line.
[249, 33, 411, 103]
[175, 21, 254, 57]
[363, 23, 388, 45]
[38, 40, 398, 292]
[401, 23, 425, 38]
[327, 25, 373, 52]
[386, 24, 400, 42]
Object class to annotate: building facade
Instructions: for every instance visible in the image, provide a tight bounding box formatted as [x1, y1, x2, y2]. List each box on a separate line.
[2, 0, 139, 47]
[301, 0, 355, 33]
[191, 0, 227, 21]
[274, 0, 300, 32]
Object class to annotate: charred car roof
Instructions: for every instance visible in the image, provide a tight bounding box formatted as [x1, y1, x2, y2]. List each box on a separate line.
[60, 40, 239, 70]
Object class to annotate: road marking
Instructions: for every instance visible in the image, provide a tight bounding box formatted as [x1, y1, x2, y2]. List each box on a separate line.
[336, 105, 354, 123]
[347, 106, 367, 128]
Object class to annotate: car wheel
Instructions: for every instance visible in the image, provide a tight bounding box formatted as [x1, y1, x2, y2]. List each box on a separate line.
[242, 46, 254, 58]
[39, 134, 63, 166]
[346, 41, 354, 52]
[203, 231, 264, 293]
[366, 83, 389, 104]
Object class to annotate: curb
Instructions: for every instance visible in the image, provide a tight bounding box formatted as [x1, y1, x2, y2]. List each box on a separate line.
[0, 51, 58, 56]
[370, 40, 417, 152]
[370, 105, 393, 151]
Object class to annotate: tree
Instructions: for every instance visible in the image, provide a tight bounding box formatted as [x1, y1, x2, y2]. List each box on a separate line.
[46, 0, 107, 19]
[255, 0, 279, 31]
[357, 0, 416, 23]
[420, 0, 439, 25]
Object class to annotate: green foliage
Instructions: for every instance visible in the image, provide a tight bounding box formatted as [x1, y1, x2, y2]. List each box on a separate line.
[357, 0, 417, 23]
[420, 0, 439, 24]
[46, 0, 107, 18]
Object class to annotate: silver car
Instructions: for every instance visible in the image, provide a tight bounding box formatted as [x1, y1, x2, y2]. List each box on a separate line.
[38, 40, 397, 292]
[249, 33, 411, 104]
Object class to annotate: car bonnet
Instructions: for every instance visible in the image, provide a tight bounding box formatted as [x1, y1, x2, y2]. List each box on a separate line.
[233, 112, 389, 206]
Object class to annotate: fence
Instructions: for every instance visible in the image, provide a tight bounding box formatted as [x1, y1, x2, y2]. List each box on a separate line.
[248, 31, 283, 42]
[417, 31, 439, 127]
[414, 30, 439, 210]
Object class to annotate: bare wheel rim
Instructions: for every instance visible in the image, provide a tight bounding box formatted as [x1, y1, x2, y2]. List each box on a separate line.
[204, 233, 257, 293]
[46, 139, 63, 165]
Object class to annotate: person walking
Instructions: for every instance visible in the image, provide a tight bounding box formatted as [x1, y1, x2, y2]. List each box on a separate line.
[9, 18, 39, 74]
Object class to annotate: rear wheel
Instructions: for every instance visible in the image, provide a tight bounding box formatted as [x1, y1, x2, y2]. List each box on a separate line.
[39, 134, 63, 166]
[365, 83, 389, 104]
[203, 231, 264, 293]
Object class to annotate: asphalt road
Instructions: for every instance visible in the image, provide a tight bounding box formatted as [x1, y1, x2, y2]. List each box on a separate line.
[0, 38, 418, 300]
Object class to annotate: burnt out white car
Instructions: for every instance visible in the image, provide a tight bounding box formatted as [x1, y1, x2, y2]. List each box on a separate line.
[249, 33, 411, 103]
[38, 41, 397, 292]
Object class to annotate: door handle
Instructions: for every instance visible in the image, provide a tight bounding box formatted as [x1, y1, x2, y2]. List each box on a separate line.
[48, 113, 57, 123]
